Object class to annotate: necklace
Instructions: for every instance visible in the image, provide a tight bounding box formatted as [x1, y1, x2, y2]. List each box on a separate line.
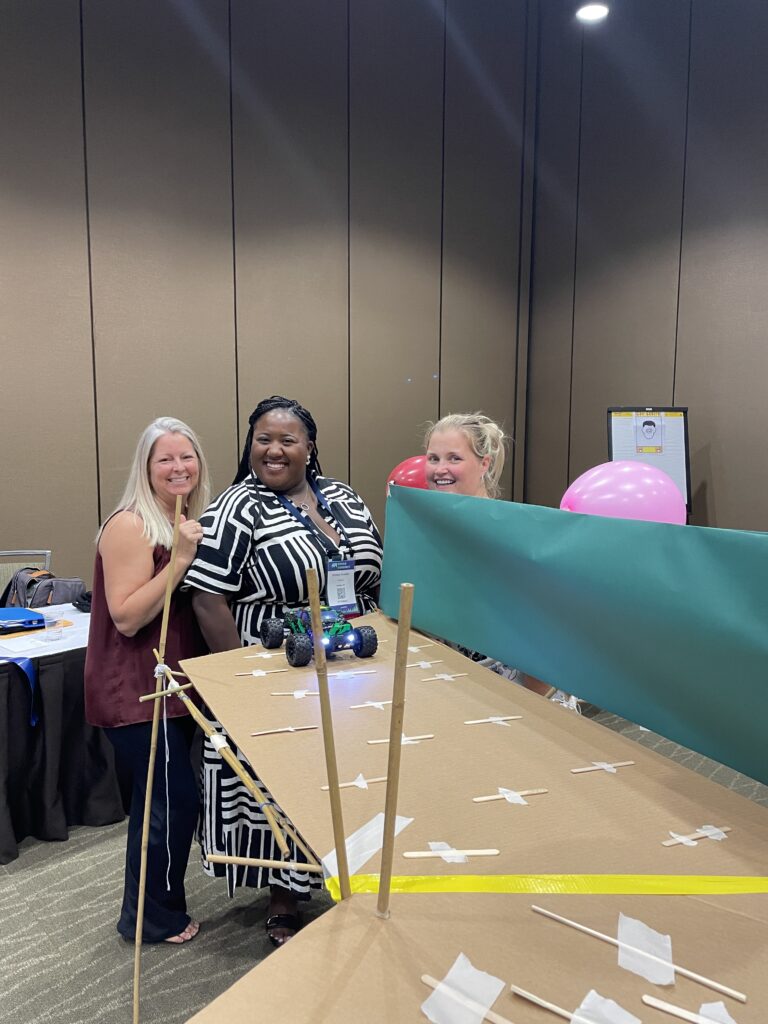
[290, 482, 312, 512]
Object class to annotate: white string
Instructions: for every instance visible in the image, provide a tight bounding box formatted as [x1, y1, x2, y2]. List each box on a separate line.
[163, 694, 172, 892]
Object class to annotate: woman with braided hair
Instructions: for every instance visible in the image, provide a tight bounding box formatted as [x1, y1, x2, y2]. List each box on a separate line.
[187, 396, 382, 945]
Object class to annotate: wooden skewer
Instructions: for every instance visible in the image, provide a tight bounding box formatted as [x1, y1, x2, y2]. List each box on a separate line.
[133, 495, 182, 1024]
[403, 848, 500, 859]
[662, 826, 731, 847]
[531, 904, 747, 1003]
[138, 682, 194, 701]
[570, 760, 635, 774]
[377, 582, 414, 919]
[421, 975, 514, 1024]
[642, 995, 721, 1024]
[249, 725, 318, 737]
[321, 775, 387, 791]
[473, 788, 548, 803]
[464, 715, 523, 725]
[510, 984, 572, 1021]
[206, 854, 324, 873]
[367, 733, 434, 745]
[307, 568, 351, 901]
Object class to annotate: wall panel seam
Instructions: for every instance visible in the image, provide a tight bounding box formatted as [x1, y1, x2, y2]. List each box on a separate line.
[566, 28, 586, 486]
[672, 0, 694, 407]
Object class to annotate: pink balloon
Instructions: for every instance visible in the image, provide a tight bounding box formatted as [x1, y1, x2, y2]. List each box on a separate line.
[560, 460, 687, 525]
[388, 455, 428, 490]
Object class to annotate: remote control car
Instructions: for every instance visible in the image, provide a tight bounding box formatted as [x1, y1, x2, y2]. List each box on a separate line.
[259, 607, 378, 668]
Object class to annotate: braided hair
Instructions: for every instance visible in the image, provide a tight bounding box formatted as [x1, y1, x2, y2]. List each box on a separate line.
[233, 395, 322, 485]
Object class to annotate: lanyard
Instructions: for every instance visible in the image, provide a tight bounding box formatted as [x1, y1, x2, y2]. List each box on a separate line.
[273, 479, 354, 557]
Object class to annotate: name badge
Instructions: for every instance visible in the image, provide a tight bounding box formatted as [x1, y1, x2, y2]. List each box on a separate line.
[326, 559, 357, 615]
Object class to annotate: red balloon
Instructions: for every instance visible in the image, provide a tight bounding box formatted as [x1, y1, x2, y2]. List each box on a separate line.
[388, 455, 428, 490]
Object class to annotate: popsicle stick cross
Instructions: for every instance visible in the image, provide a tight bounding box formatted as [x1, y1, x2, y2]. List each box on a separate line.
[465, 715, 522, 726]
[570, 760, 635, 774]
[421, 672, 468, 682]
[236, 668, 289, 678]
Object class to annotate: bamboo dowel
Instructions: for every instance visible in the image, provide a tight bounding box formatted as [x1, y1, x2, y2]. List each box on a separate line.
[473, 788, 549, 803]
[133, 495, 182, 1024]
[421, 975, 514, 1024]
[570, 760, 635, 774]
[321, 775, 388, 791]
[306, 568, 350, 900]
[139, 682, 194, 701]
[531, 904, 747, 1003]
[464, 715, 523, 725]
[403, 848, 500, 859]
[510, 984, 572, 1021]
[249, 725, 318, 737]
[367, 733, 434, 745]
[376, 582, 414, 919]
[642, 995, 720, 1024]
[206, 854, 324, 873]
[662, 826, 731, 847]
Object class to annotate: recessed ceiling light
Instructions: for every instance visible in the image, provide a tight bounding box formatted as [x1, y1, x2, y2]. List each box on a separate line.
[576, 4, 609, 22]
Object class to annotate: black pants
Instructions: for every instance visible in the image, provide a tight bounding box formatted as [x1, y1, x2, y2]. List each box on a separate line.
[105, 715, 198, 942]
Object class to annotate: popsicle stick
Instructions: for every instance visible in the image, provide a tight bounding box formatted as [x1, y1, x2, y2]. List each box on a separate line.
[473, 788, 548, 803]
[531, 904, 747, 1003]
[510, 984, 571, 1021]
[367, 733, 434, 745]
[139, 681, 194, 701]
[642, 995, 718, 1024]
[403, 848, 499, 859]
[662, 826, 731, 847]
[465, 715, 522, 725]
[270, 691, 320, 697]
[421, 975, 514, 1024]
[321, 775, 387, 791]
[250, 725, 318, 738]
[206, 854, 324, 873]
[377, 582, 414, 919]
[570, 760, 635, 774]
[349, 700, 393, 709]
[235, 668, 289, 677]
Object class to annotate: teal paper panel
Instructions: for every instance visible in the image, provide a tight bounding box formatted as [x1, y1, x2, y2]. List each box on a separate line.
[380, 486, 768, 785]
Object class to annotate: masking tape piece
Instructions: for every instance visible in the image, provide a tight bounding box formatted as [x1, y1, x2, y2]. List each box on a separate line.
[572, 989, 640, 1024]
[321, 812, 413, 879]
[209, 733, 229, 753]
[429, 841, 469, 865]
[699, 1001, 738, 1024]
[617, 912, 674, 985]
[323, 873, 768, 901]
[353, 773, 368, 790]
[697, 825, 727, 841]
[592, 762, 618, 773]
[421, 952, 505, 1024]
[669, 831, 699, 846]
[498, 787, 527, 805]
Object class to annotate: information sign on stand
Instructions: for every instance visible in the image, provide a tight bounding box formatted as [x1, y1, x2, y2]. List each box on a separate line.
[607, 407, 691, 512]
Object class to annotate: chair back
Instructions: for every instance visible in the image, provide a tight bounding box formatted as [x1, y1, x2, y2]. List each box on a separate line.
[0, 551, 52, 601]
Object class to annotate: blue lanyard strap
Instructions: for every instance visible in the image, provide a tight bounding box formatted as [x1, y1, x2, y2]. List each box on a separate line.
[274, 479, 353, 556]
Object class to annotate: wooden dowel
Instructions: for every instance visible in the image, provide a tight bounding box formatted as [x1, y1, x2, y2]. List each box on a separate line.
[403, 849, 500, 859]
[321, 775, 388, 791]
[510, 984, 571, 1021]
[249, 725, 318, 738]
[531, 904, 747, 1003]
[421, 976, 514, 1024]
[307, 568, 351, 900]
[367, 733, 434, 745]
[570, 760, 635, 774]
[464, 715, 523, 725]
[138, 682, 194, 701]
[206, 854, 324, 873]
[662, 826, 731, 847]
[473, 788, 548, 803]
[134, 495, 182, 1024]
[642, 995, 718, 1024]
[377, 582, 414, 919]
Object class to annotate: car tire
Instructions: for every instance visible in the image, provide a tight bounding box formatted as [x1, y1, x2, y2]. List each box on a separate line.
[286, 633, 314, 668]
[260, 617, 285, 649]
[352, 625, 378, 659]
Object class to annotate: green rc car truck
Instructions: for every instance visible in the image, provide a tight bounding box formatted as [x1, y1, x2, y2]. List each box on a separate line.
[259, 607, 378, 668]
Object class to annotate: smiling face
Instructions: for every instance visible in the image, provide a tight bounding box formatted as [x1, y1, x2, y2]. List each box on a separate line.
[425, 428, 490, 498]
[250, 409, 313, 494]
[148, 432, 200, 513]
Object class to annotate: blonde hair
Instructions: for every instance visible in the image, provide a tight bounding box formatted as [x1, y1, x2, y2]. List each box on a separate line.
[425, 412, 507, 499]
[98, 417, 211, 549]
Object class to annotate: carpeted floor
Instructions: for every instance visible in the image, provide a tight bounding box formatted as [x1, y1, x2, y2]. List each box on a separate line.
[1, 710, 765, 1024]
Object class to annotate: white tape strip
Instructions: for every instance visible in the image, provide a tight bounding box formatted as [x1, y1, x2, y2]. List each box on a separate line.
[421, 952, 505, 1024]
[488, 716, 512, 728]
[209, 733, 229, 753]
[321, 812, 413, 878]
[699, 1001, 738, 1024]
[572, 989, 641, 1024]
[498, 787, 528, 805]
[592, 761, 618, 773]
[697, 825, 727, 841]
[669, 831, 698, 847]
[429, 841, 469, 864]
[293, 689, 309, 699]
[352, 772, 368, 790]
[617, 913, 674, 985]
[154, 663, 168, 678]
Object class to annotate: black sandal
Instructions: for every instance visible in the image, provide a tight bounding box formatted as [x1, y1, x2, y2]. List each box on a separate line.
[265, 913, 301, 948]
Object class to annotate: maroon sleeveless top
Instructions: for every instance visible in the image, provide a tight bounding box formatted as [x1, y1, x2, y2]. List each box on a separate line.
[84, 545, 207, 728]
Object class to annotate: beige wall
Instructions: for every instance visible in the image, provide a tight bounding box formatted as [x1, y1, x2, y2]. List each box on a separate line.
[3, 0, 768, 586]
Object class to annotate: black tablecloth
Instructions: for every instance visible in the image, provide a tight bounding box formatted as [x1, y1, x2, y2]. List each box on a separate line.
[0, 649, 125, 864]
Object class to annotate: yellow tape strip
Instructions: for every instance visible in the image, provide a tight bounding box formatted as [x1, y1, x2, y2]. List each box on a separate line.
[325, 873, 768, 902]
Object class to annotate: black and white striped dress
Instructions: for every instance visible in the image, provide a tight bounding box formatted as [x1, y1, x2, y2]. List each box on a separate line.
[186, 473, 382, 897]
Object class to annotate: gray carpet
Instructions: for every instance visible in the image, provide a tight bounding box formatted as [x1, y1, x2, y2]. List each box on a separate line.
[1, 713, 765, 1024]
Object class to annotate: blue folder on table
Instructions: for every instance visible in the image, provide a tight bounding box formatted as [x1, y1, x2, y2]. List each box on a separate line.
[0, 608, 45, 635]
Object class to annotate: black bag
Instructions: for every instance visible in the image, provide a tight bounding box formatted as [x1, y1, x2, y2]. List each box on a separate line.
[1, 567, 87, 608]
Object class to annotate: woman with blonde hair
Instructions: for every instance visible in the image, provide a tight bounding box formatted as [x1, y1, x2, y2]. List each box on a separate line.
[85, 417, 210, 944]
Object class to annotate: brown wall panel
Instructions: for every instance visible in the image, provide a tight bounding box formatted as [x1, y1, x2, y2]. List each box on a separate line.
[675, 2, 768, 530]
[349, 0, 444, 524]
[0, 1, 98, 580]
[440, 0, 527, 500]
[231, 0, 349, 482]
[83, 0, 237, 512]
[525, 0, 582, 508]
[567, 0, 689, 483]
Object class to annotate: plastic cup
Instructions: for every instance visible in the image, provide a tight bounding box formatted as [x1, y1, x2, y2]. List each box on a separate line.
[43, 613, 63, 642]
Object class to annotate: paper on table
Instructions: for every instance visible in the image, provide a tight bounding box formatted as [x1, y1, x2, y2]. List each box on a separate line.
[699, 1001, 738, 1024]
[321, 812, 413, 879]
[421, 952, 505, 1024]
[617, 912, 674, 985]
[0, 636, 48, 653]
[572, 989, 641, 1024]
